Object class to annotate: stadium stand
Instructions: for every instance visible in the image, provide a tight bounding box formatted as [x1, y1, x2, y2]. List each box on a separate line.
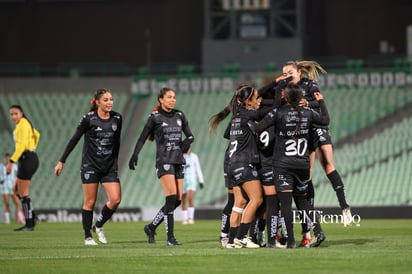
[313, 113, 412, 207]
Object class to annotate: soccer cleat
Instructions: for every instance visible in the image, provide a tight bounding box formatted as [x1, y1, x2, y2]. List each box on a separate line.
[144, 225, 156, 244]
[342, 207, 353, 227]
[299, 236, 312, 248]
[92, 224, 108, 244]
[225, 243, 242, 249]
[234, 237, 260, 248]
[167, 237, 182, 246]
[182, 220, 188, 225]
[275, 240, 287, 249]
[278, 236, 288, 246]
[85, 237, 98, 246]
[266, 240, 286, 248]
[310, 232, 326, 247]
[188, 219, 194, 224]
[14, 225, 34, 232]
[220, 236, 229, 248]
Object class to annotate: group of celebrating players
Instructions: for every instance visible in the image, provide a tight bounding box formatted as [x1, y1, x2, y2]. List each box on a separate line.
[210, 60, 352, 249]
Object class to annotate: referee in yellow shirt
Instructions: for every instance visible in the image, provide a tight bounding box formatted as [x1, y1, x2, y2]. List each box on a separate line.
[7, 105, 40, 231]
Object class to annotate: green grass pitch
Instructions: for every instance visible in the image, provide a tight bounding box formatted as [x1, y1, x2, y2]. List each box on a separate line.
[1, 219, 411, 273]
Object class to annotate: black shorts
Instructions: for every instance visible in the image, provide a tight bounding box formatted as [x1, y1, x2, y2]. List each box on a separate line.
[81, 168, 120, 184]
[223, 160, 234, 190]
[310, 127, 333, 151]
[224, 171, 236, 189]
[156, 163, 184, 179]
[17, 151, 39, 180]
[259, 166, 274, 186]
[273, 166, 310, 194]
[228, 164, 260, 187]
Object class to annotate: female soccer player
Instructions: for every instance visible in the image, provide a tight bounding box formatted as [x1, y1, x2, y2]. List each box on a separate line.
[209, 85, 263, 248]
[8, 105, 40, 231]
[54, 88, 122, 246]
[282, 61, 352, 231]
[129, 87, 194, 246]
[255, 83, 330, 248]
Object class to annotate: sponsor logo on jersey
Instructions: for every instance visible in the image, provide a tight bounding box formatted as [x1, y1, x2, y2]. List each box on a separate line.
[162, 122, 168, 126]
[96, 126, 103, 131]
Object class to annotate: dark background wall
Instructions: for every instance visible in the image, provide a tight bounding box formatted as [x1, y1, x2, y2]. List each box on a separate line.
[305, 0, 412, 58]
[0, 0, 411, 69]
[0, 0, 204, 67]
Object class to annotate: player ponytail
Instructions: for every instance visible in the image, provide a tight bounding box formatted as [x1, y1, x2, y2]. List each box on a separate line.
[284, 60, 326, 80]
[209, 84, 257, 133]
[89, 88, 111, 112]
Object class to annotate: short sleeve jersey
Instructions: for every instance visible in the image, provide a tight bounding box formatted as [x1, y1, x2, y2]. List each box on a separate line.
[67, 111, 122, 173]
[145, 109, 191, 165]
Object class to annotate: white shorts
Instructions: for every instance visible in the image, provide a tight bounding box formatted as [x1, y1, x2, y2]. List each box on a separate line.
[183, 179, 197, 193]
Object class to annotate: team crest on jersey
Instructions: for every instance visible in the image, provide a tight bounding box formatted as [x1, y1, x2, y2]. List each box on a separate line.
[84, 173, 90, 180]
[112, 123, 117, 131]
[252, 170, 258, 177]
[163, 164, 171, 171]
[177, 119, 182, 127]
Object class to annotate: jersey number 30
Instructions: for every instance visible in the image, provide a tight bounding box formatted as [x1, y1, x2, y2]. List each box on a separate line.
[285, 138, 308, 156]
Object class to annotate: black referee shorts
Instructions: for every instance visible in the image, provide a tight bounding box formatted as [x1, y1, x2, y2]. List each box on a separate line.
[17, 151, 39, 180]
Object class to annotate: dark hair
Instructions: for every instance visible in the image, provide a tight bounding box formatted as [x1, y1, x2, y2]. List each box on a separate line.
[284, 83, 304, 135]
[89, 88, 111, 112]
[208, 84, 255, 133]
[4, 153, 10, 157]
[148, 88, 175, 140]
[9, 104, 35, 131]
[153, 87, 175, 111]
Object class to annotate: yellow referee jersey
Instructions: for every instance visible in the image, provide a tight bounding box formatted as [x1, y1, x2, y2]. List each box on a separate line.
[11, 117, 40, 162]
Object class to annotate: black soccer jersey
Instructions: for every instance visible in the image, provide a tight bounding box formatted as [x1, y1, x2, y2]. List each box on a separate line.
[257, 125, 276, 168]
[298, 78, 319, 107]
[298, 77, 331, 129]
[59, 110, 122, 173]
[256, 102, 329, 170]
[132, 108, 193, 165]
[228, 107, 260, 166]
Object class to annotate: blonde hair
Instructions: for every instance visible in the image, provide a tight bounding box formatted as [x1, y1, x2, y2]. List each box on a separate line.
[283, 60, 327, 80]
